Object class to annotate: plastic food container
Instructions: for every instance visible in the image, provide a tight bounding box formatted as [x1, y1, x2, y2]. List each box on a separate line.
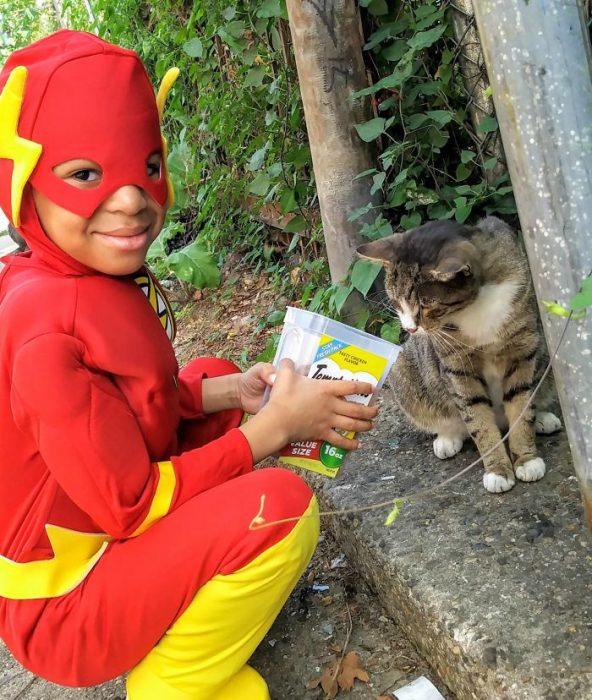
[271, 307, 401, 477]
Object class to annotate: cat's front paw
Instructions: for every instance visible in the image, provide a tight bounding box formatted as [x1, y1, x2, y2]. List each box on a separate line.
[535, 412, 562, 434]
[483, 471, 515, 493]
[433, 435, 464, 459]
[515, 457, 546, 482]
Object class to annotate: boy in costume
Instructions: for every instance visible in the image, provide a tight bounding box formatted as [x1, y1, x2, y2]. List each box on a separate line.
[0, 30, 378, 699]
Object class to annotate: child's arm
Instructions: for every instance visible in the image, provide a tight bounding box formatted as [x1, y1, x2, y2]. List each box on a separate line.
[12, 337, 377, 540]
[176, 362, 275, 416]
[11, 334, 254, 539]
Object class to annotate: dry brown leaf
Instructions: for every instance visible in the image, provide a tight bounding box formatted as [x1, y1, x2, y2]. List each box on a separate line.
[337, 651, 369, 691]
[321, 595, 334, 606]
[307, 676, 321, 690]
[376, 696, 392, 700]
[320, 666, 339, 699]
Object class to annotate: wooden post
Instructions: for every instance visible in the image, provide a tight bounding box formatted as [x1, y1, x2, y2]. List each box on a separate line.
[473, 1, 592, 526]
[286, 0, 380, 284]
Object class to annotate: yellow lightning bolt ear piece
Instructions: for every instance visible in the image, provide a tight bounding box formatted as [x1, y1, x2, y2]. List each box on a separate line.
[156, 67, 180, 208]
[0, 66, 43, 227]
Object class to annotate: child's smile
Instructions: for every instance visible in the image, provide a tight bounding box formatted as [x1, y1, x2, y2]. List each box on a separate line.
[32, 155, 166, 275]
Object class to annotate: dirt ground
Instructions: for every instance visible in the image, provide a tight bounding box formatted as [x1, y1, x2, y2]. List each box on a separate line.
[170, 268, 453, 700]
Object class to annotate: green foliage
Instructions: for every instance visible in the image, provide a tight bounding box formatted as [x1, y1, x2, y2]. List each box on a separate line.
[352, 0, 517, 233]
[332, 0, 519, 331]
[2, 0, 526, 351]
[385, 497, 405, 526]
[543, 276, 592, 320]
[0, 0, 58, 62]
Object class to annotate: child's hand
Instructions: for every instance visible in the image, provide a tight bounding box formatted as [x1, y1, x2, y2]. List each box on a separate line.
[237, 363, 275, 415]
[240, 359, 379, 463]
[265, 359, 378, 448]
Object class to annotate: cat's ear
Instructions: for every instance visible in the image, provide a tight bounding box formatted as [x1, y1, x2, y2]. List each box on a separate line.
[427, 258, 472, 282]
[357, 235, 402, 263]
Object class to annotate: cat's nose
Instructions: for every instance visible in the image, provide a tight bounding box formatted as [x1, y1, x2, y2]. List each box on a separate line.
[406, 326, 418, 334]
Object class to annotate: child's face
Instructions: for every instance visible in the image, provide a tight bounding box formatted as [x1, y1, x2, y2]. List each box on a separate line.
[32, 153, 167, 276]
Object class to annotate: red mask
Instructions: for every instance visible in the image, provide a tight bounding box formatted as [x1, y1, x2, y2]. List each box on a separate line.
[0, 30, 168, 224]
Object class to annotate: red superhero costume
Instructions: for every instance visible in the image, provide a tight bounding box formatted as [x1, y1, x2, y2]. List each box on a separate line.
[0, 30, 319, 699]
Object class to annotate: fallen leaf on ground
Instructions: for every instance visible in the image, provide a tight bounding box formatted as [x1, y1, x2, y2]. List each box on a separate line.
[376, 696, 392, 700]
[308, 651, 369, 698]
[308, 667, 339, 699]
[338, 651, 370, 690]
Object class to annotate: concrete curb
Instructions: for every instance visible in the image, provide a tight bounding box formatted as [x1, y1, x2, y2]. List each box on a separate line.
[306, 389, 592, 700]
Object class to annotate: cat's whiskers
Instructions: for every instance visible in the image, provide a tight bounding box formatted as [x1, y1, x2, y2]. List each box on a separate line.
[431, 329, 476, 375]
[438, 328, 483, 353]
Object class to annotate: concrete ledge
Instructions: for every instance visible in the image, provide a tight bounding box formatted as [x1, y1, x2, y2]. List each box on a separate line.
[307, 389, 592, 700]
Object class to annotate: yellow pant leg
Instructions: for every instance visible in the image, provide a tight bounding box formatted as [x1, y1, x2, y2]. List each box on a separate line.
[126, 496, 319, 700]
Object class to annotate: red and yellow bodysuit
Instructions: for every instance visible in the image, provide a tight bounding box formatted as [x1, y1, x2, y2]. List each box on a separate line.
[0, 30, 319, 699]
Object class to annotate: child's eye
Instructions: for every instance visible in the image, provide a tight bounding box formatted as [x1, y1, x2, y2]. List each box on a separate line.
[147, 157, 162, 179]
[72, 169, 100, 182]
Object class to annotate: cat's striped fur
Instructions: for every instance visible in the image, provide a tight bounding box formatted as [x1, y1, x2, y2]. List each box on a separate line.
[358, 216, 561, 493]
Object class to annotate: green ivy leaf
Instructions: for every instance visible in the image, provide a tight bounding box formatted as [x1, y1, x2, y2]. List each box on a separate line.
[249, 173, 272, 196]
[371, 172, 386, 195]
[461, 150, 476, 164]
[351, 259, 382, 297]
[364, 19, 410, 50]
[542, 300, 575, 318]
[407, 25, 446, 51]
[248, 145, 268, 172]
[334, 285, 353, 314]
[182, 37, 203, 58]
[166, 242, 220, 289]
[400, 212, 421, 229]
[569, 277, 592, 310]
[384, 498, 405, 526]
[225, 20, 246, 38]
[256, 0, 283, 18]
[354, 117, 386, 142]
[367, 0, 389, 16]
[382, 40, 407, 62]
[477, 116, 498, 133]
[360, 214, 393, 241]
[280, 188, 298, 214]
[266, 309, 286, 325]
[244, 66, 266, 88]
[283, 215, 308, 233]
[455, 204, 472, 223]
[407, 113, 430, 130]
[380, 321, 400, 344]
[425, 109, 453, 126]
[456, 163, 472, 181]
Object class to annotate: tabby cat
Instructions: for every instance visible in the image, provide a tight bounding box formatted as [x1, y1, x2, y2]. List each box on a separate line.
[358, 216, 561, 493]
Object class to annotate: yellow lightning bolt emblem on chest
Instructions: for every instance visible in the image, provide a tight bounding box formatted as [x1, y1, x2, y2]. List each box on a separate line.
[0, 66, 43, 226]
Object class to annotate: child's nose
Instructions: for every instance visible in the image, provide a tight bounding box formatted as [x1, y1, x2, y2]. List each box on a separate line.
[104, 184, 148, 214]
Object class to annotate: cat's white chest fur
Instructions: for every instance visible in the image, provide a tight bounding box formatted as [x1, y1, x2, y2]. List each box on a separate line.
[451, 280, 521, 347]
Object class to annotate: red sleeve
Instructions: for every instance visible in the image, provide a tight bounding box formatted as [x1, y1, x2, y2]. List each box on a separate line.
[10, 333, 253, 539]
[177, 369, 206, 419]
